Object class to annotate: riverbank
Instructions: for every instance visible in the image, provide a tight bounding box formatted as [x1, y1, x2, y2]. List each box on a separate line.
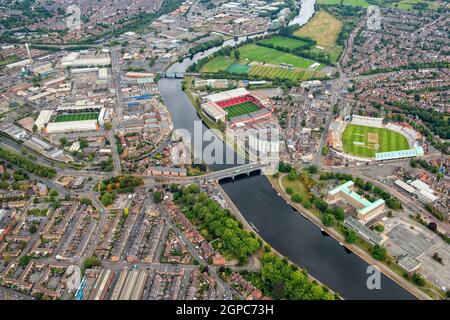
[215, 181, 341, 299]
[269, 173, 432, 300]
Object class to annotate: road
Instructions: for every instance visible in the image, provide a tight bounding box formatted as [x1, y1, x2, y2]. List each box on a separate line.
[109, 47, 123, 175]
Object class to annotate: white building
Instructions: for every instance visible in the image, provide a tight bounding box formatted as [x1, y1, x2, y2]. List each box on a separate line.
[35, 110, 54, 130]
[46, 120, 98, 134]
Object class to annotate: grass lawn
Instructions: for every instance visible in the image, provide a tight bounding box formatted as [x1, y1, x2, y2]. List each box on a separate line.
[295, 10, 343, 48]
[200, 55, 234, 73]
[237, 44, 315, 69]
[342, 124, 410, 158]
[248, 65, 324, 81]
[342, 0, 371, 7]
[387, 0, 441, 10]
[224, 101, 260, 119]
[54, 113, 99, 122]
[225, 63, 250, 74]
[257, 36, 310, 50]
[317, 0, 343, 4]
[294, 10, 343, 64]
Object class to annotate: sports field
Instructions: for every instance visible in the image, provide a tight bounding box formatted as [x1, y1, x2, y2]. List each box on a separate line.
[225, 63, 250, 74]
[200, 56, 234, 73]
[237, 44, 315, 69]
[54, 113, 99, 122]
[224, 101, 260, 119]
[257, 36, 309, 50]
[342, 124, 410, 158]
[248, 65, 320, 81]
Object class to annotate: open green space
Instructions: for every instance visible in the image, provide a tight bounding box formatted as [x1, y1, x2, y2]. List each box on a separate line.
[225, 63, 250, 74]
[341, 124, 410, 158]
[224, 101, 260, 119]
[248, 65, 321, 81]
[54, 113, 99, 122]
[200, 55, 234, 73]
[294, 10, 343, 64]
[257, 36, 310, 50]
[237, 44, 316, 69]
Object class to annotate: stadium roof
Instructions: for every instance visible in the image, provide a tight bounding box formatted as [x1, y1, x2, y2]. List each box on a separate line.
[201, 102, 227, 121]
[375, 146, 424, 161]
[35, 110, 53, 129]
[205, 88, 249, 103]
[46, 120, 97, 133]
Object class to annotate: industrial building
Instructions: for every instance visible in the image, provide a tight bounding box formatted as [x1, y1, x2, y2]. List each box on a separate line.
[60, 52, 111, 68]
[328, 180, 385, 223]
[395, 179, 439, 204]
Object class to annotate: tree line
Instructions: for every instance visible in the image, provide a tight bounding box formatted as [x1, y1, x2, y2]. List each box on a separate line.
[173, 185, 261, 263]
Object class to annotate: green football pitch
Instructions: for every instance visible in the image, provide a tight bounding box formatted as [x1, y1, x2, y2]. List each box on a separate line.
[342, 124, 410, 158]
[54, 113, 99, 122]
[224, 101, 260, 120]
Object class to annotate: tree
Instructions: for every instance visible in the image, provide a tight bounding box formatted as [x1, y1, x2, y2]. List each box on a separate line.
[291, 194, 302, 203]
[321, 214, 335, 227]
[19, 255, 32, 267]
[49, 189, 59, 197]
[29, 225, 37, 234]
[104, 122, 112, 130]
[32, 125, 38, 132]
[234, 50, 240, 61]
[286, 187, 293, 195]
[80, 198, 92, 206]
[59, 137, 68, 147]
[332, 207, 345, 221]
[287, 169, 298, 181]
[82, 256, 101, 272]
[306, 165, 318, 174]
[412, 272, 425, 286]
[372, 245, 387, 261]
[345, 230, 357, 243]
[153, 191, 162, 203]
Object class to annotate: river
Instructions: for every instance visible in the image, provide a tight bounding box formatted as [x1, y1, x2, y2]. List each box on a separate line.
[157, 1, 415, 300]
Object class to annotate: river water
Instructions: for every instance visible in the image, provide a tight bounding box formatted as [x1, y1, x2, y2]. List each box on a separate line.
[157, 1, 415, 299]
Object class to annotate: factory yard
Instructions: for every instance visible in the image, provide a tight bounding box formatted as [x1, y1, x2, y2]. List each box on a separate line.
[341, 124, 410, 158]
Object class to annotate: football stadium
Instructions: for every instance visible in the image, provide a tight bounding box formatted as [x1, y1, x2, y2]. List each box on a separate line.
[35, 105, 107, 134]
[328, 115, 424, 161]
[201, 88, 273, 128]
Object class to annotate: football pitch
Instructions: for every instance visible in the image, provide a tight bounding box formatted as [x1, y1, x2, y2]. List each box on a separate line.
[224, 101, 260, 119]
[54, 112, 99, 122]
[342, 124, 410, 158]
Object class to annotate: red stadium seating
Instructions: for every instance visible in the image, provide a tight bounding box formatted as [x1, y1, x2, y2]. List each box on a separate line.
[216, 95, 263, 109]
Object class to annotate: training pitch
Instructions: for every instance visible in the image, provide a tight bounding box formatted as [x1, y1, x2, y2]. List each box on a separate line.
[341, 124, 410, 158]
[54, 113, 99, 122]
[224, 101, 260, 119]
